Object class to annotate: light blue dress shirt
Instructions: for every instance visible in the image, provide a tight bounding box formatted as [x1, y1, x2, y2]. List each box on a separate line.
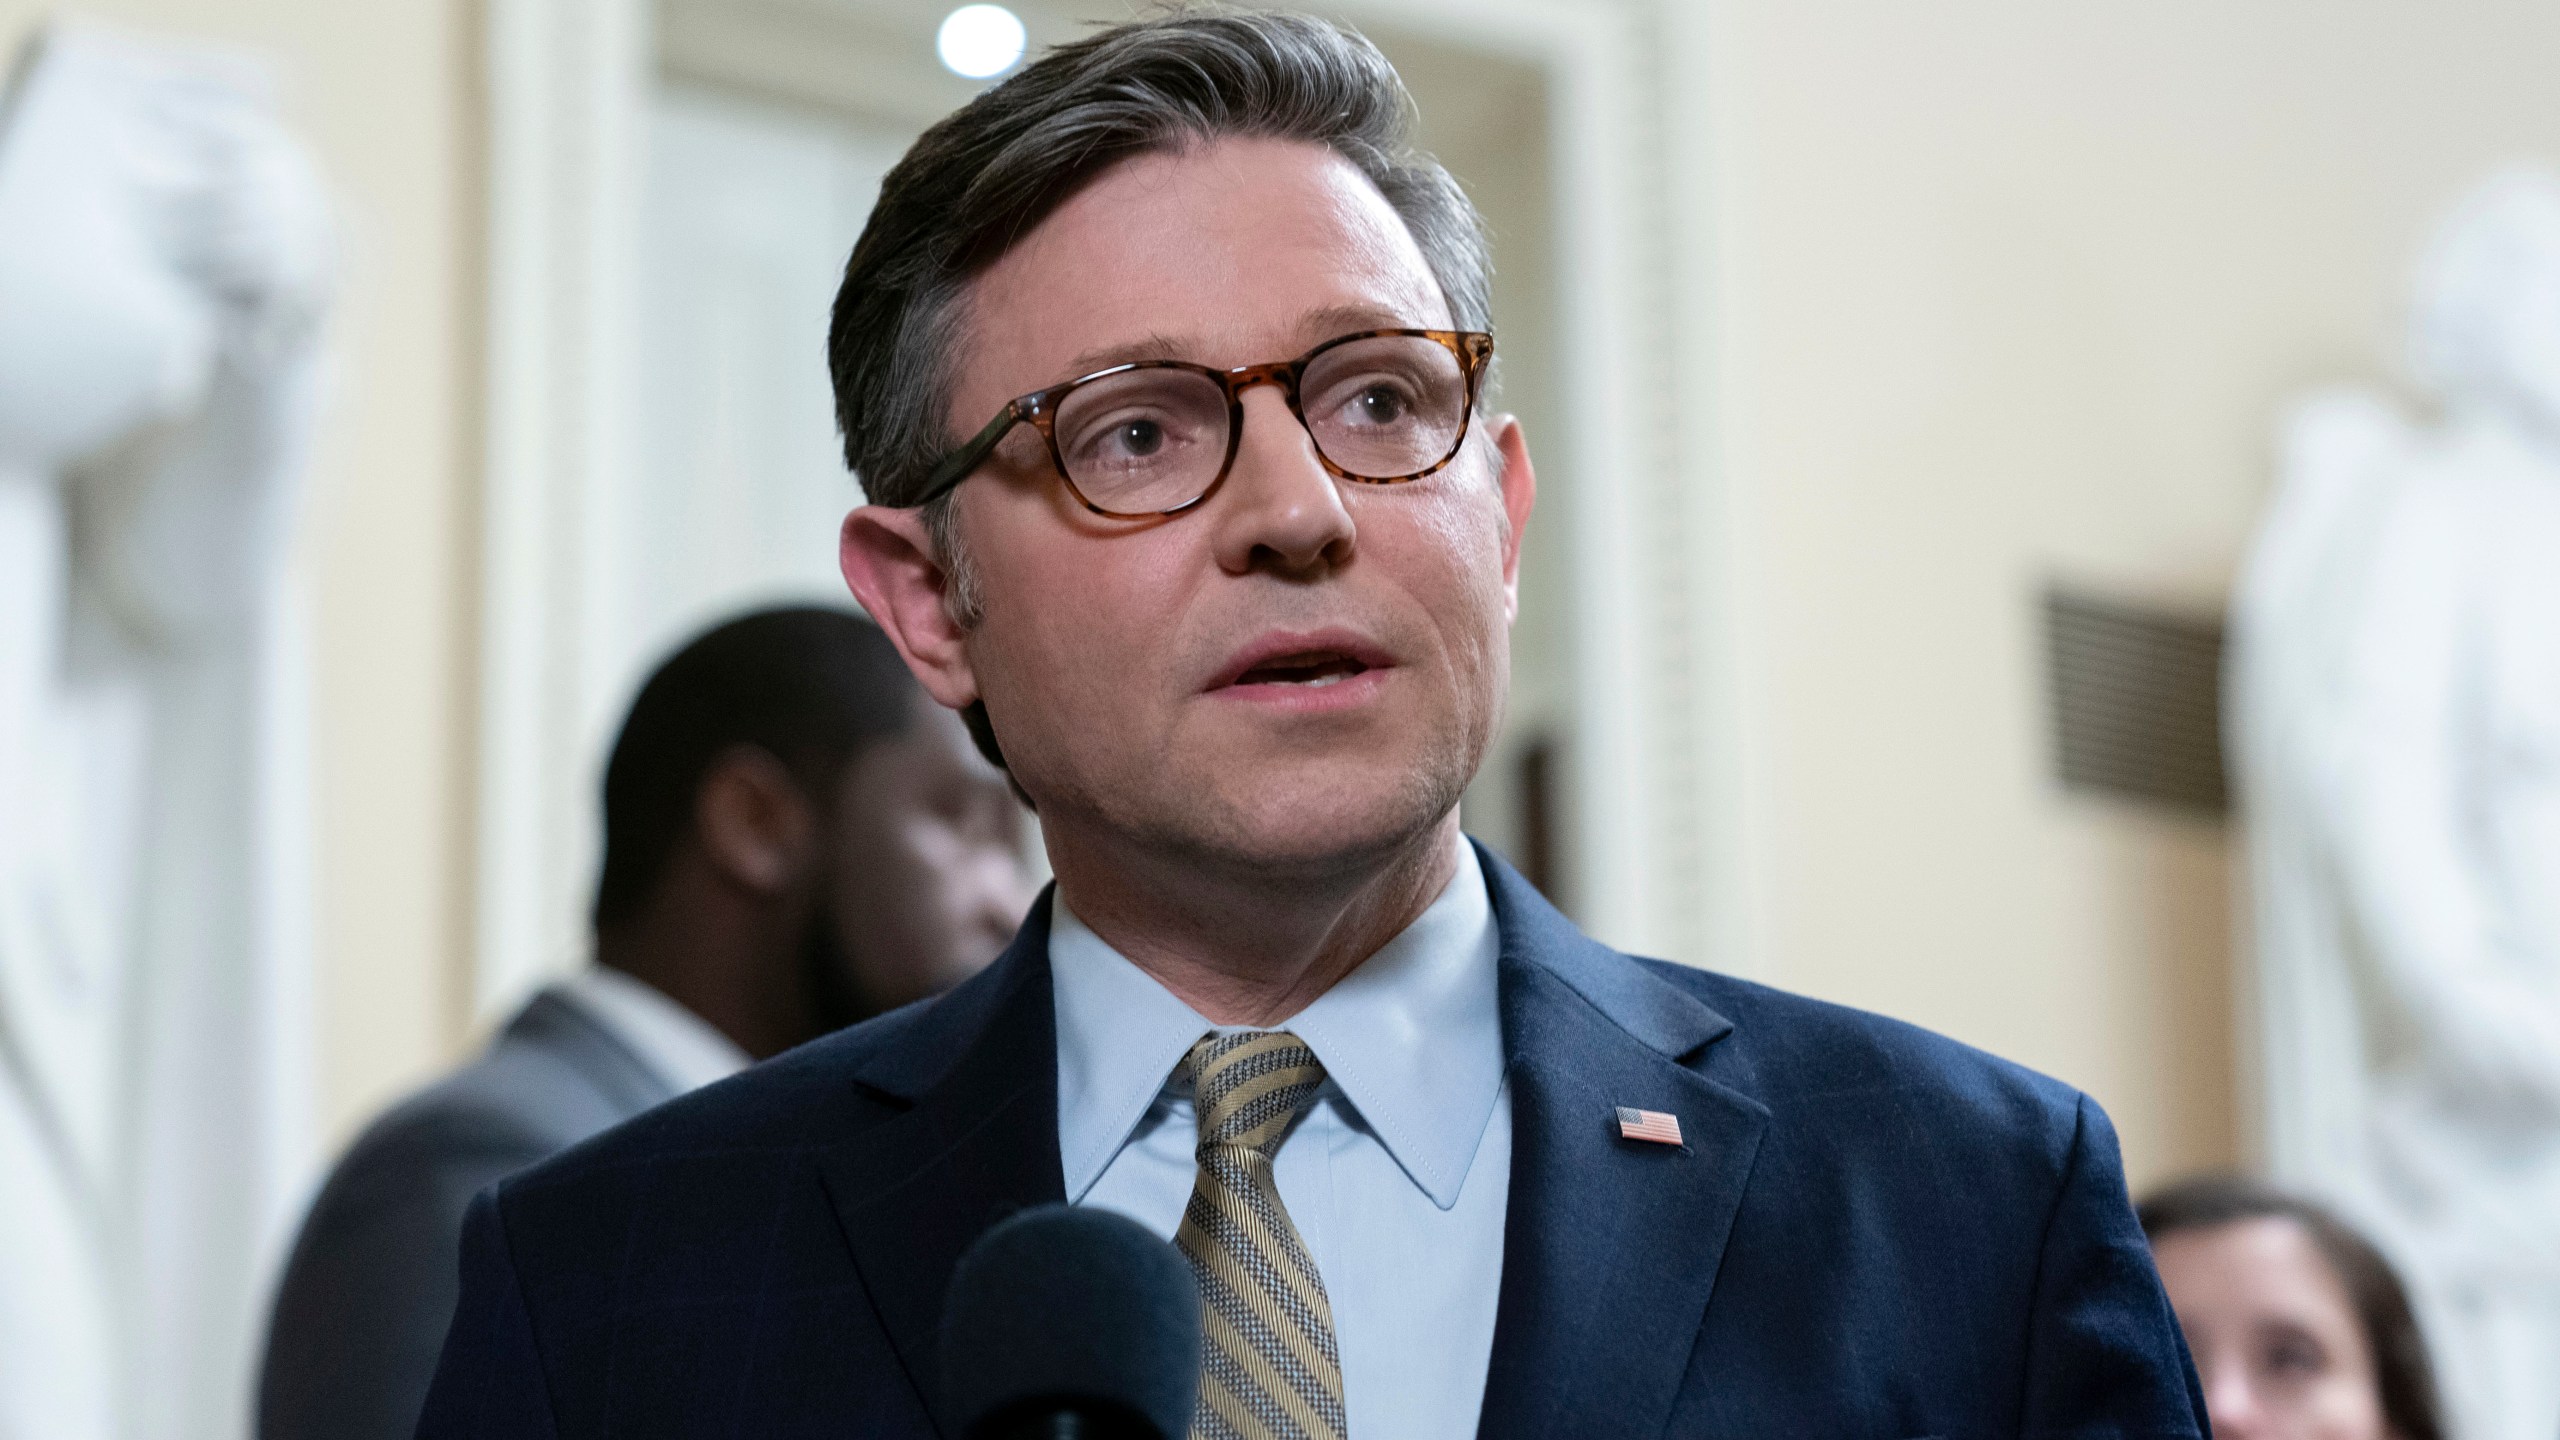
[1050, 838, 1510, 1440]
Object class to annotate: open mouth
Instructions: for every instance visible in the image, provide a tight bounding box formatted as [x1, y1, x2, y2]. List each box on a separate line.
[1231, 650, 1373, 689]
[1209, 630, 1395, 698]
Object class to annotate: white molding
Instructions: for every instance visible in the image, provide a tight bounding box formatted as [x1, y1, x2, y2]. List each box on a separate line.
[1331, 0, 1742, 967]
[1546, 3, 1668, 958]
[477, 0, 652, 1018]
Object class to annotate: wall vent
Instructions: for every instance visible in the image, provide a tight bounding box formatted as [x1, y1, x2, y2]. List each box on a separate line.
[2042, 587, 2228, 814]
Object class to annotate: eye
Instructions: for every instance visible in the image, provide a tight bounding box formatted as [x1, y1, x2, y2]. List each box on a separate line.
[1113, 419, 1164, 457]
[1351, 383, 1409, 426]
[925, 778, 974, 824]
[2258, 1324, 2331, 1381]
[1067, 406, 1200, 472]
[1319, 373, 1427, 431]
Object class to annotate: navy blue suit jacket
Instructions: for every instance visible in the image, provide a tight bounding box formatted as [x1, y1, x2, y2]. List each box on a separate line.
[417, 844, 2206, 1438]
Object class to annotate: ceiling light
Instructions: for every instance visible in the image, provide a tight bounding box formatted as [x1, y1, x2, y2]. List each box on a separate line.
[937, 5, 1026, 80]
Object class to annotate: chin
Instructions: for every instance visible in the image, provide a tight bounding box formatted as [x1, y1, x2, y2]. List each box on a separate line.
[1162, 752, 1468, 879]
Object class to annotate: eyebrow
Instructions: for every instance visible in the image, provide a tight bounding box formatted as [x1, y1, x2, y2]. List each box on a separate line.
[1052, 303, 1422, 382]
[1059, 331, 1194, 378]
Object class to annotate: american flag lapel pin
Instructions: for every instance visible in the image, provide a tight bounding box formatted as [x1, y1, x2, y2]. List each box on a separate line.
[1615, 1106, 1683, 1147]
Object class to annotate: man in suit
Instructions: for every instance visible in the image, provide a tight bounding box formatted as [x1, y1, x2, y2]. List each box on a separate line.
[259, 606, 1031, 1440]
[419, 13, 2209, 1438]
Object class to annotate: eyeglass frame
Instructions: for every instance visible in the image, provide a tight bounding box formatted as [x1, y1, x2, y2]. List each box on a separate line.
[909, 327, 1497, 519]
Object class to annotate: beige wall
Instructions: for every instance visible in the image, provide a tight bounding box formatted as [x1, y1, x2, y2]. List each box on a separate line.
[0, 0, 479, 1147]
[1696, 0, 2560, 1188]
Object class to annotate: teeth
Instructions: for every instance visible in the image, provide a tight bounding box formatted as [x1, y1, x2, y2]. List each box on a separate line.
[1234, 653, 1369, 687]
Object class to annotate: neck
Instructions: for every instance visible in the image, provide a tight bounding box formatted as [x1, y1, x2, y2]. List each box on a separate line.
[594, 865, 811, 1060]
[1048, 811, 1464, 1027]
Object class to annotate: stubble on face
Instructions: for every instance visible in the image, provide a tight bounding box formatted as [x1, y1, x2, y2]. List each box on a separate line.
[821, 699, 1031, 1017]
[939, 139, 1519, 889]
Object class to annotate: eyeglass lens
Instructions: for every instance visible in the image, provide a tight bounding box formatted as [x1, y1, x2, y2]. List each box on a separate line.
[1048, 333, 1471, 514]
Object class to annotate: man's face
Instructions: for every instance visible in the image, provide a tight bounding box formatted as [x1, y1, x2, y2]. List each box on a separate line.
[817, 699, 1033, 1017]
[901, 137, 1534, 879]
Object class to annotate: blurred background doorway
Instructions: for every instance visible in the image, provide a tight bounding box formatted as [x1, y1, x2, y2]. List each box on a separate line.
[479, 0, 1710, 1024]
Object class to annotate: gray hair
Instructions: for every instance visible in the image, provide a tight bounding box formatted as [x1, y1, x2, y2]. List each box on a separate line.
[826, 5, 1492, 766]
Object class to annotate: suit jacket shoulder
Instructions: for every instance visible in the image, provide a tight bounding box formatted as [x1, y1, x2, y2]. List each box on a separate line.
[1644, 959, 2085, 1145]
[359, 998, 662, 1163]
[1476, 847, 2200, 1439]
[423, 935, 1062, 1439]
[259, 991, 677, 1440]
[487, 944, 1022, 1222]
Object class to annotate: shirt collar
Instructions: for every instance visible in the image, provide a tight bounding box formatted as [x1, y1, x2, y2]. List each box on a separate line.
[1050, 837, 1504, 1210]
[555, 965, 753, 1096]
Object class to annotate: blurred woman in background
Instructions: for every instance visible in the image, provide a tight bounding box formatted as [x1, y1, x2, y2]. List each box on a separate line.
[2140, 1175, 2445, 1440]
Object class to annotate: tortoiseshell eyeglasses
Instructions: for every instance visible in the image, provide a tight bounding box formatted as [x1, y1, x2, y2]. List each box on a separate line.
[913, 328, 1496, 519]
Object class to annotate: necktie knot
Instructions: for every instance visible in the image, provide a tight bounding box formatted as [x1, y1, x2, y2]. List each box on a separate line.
[1183, 1031, 1325, 1158]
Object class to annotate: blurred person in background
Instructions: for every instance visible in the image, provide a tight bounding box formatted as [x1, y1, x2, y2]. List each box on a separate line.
[256, 605, 1032, 1440]
[2140, 1174, 2445, 1440]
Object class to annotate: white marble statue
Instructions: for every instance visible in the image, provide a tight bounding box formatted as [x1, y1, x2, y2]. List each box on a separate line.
[2231, 167, 2560, 1440]
[0, 22, 329, 1440]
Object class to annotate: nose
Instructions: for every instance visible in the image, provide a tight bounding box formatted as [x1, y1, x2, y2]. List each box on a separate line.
[976, 842, 1035, 942]
[1206, 383, 1356, 579]
[2198, 1357, 2264, 1440]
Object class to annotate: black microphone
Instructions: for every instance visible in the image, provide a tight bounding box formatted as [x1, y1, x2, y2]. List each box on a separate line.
[940, 1203, 1203, 1440]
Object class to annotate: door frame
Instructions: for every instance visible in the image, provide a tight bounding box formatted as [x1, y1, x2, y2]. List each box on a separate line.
[473, 0, 1749, 1018]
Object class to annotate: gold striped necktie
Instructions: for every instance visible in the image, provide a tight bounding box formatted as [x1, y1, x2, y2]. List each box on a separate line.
[1173, 1031, 1349, 1440]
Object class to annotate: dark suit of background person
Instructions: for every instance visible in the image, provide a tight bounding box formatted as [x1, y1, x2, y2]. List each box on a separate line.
[257, 984, 694, 1440]
[256, 607, 1031, 1440]
[419, 14, 2207, 1440]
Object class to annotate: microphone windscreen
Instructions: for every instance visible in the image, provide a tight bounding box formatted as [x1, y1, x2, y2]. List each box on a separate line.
[940, 1203, 1202, 1440]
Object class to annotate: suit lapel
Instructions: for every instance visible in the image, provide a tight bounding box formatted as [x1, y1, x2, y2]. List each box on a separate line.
[1472, 849, 1770, 1440]
[815, 895, 1069, 1437]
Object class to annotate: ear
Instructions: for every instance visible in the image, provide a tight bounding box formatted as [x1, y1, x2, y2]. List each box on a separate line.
[841, 503, 983, 711]
[694, 746, 817, 895]
[1488, 414, 1538, 620]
